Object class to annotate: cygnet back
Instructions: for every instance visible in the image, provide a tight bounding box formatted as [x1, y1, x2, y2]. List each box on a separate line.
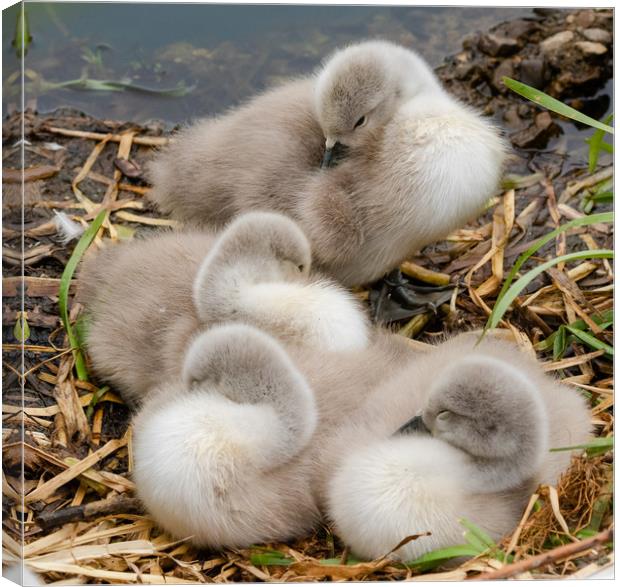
[147, 40, 506, 285]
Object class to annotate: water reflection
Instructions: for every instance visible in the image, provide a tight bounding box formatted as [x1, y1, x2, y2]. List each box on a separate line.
[3, 2, 531, 124]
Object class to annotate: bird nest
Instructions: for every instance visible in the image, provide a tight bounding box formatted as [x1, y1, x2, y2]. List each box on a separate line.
[2, 9, 613, 583]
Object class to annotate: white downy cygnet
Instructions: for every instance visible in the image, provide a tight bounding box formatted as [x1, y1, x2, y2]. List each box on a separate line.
[147, 40, 506, 286]
[193, 211, 369, 351]
[324, 338, 560, 560]
[133, 323, 321, 546]
[78, 211, 369, 407]
[132, 324, 590, 558]
[80, 218, 591, 560]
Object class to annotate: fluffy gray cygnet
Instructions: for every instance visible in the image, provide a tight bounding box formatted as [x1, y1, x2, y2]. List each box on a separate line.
[147, 40, 506, 286]
[79, 214, 590, 561]
[78, 211, 369, 407]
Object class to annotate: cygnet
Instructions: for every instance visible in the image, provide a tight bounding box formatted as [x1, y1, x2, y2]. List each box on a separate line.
[78, 211, 369, 407]
[147, 40, 506, 286]
[79, 223, 590, 560]
[132, 325, 589, 558]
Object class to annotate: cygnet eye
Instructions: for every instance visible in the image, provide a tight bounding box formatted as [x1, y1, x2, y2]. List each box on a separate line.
[354, 115, 367, 129]
[297, 264, 305, 272]
[437, 411, 451, 423]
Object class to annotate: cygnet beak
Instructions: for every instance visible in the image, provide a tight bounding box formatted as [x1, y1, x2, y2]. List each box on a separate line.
[395, 414, 430, 436]
[320, 137, 337, 169]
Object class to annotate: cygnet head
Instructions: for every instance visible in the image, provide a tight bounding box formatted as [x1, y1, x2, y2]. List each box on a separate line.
[206, 211, 312, 282]
[414, 356, 549, 468]
[314, 40, 436, 162]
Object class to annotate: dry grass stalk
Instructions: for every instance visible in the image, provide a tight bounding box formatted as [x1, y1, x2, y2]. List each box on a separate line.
[46, 125, 171, 147]
[25, 438, 127, 503]
[400, 261, 450, 286]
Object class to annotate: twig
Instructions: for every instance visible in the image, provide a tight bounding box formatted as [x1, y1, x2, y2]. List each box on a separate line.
[45, 125, 170, 147]
[36, 495, 143, 530]
[475, 528, 612, 580]
[3, 275, 77, 298]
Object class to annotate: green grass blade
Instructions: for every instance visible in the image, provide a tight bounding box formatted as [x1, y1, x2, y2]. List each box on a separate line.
[587, 114, 614, 172]
[249, 547, 294, 566]
[486, 250, 614, 330]
[405, 544, 480, 572]
[58, 210, 107, 381]
[85, 385, 110, 421]
[582, 482, 612, 533]
[595, 142, 613, 154]
[590, 191, 613, 203]
[503, 78, 614, 134]
[552, 325, 567, 360]
[550, 436, 613, 454]
[463, 531, 488, 553]
[459, 518, 496, 549]
[565, 326, 614, 356]
[249, 553, 294, 566]
[484, 213, 613, 332]
[535, 310, 613, 353]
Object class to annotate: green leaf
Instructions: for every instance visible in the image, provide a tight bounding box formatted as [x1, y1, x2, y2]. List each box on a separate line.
[503, 78, 614, 134]
[552, 325, 567, 360]
[459, 518, 496, 549]
[584, 482, 612, 532]
[587, 114, 614, 172]
[486, 249, 613, 331]
[589, 191, 613, 203]
[484, 212, 612, 334]
[565, 325, 613, 356]
[48, 76, 196, 97]
[249, 549, 294, 566]
[576, 528, 598, 540]
[536, 310, 613, 354]
[463, 531, 488, 553]
[405, 544, 481, 572]
[550, 436, 613, 454]
[85, 385, 110, 421]
[59, 209, 107, 381]
[12, 2, 32, 58]
[73, 314, 90, 351]
[582, 199, 594, 214]
[13, 313, 30, 343]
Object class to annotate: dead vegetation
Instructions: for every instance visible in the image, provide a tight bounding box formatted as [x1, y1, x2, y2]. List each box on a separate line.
[2, 7, 613, 583]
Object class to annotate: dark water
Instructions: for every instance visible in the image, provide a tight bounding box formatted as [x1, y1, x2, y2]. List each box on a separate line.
[3, 2, 532, 124]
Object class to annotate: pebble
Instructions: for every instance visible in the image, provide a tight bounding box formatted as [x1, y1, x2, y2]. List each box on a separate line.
[500, 19, 540, 41]
[510, 111, 560, 150]
[540, 31, 574, 54]
[574, 11, 596, 28]
[519, 59, 546, 89]
[582, 28, 612, 44]
[492, 59, 514, 92]
[575, 41, 608, 56]
[478, 33, 519, 57]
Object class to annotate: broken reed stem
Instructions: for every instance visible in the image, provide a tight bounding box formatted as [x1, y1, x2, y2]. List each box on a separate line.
[400, 261, 450, 286]
[45, 126, 170, 147]
[476, 528, 613, 580]
[36, 495, 143, 530]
